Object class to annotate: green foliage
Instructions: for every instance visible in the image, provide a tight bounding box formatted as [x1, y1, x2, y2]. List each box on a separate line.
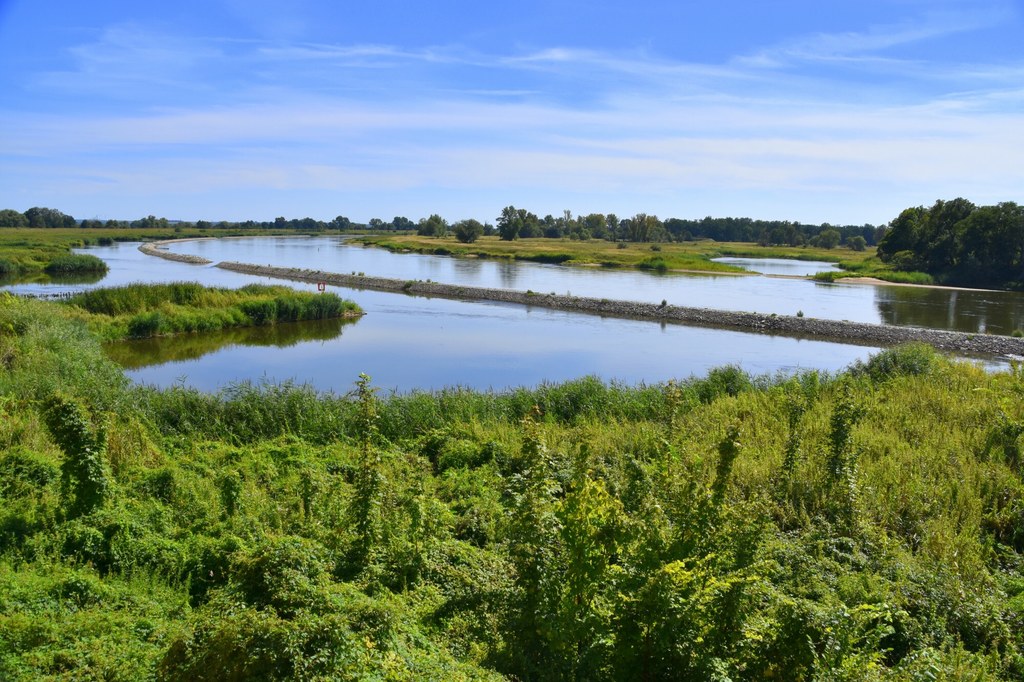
[454, 219, 485, 243]
[0, 258, 19, 276]
[61, 282, 360, 340]
[878, 198, 1024, 287]
[43, 253, 109, 273]
[851, 343, 938, 381]
[1, 299, 1023, 679]
[41, 394, 110, 518]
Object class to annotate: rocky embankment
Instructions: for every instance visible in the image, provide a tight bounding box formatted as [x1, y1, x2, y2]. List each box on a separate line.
[216, 261, 1024, 357]
[138, 241, 213, 265]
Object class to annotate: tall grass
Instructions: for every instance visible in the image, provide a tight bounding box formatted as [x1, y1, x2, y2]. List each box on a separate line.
[62, 282, 361, 340]
[42, 254, 109, 274]
[2, 296, 1023, 679]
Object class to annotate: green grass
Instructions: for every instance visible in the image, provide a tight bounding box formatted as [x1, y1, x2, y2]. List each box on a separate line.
[0, 227, 331, 277]
[42, 253, 109, 274]
[357, 234, 898, 283]
[358, 234, 754, 273]
[60, 282, 362, 340]
[1, 296, 1023, 679]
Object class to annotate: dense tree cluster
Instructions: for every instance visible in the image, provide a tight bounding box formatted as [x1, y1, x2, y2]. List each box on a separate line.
[491, 206, 879, 246]
[877, 198, 1024, 287]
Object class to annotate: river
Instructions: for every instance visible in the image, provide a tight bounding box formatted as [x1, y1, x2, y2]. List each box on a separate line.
[4, 237, 1019, 392]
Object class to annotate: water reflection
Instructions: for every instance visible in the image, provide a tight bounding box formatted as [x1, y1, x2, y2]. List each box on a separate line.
[875, 286, 1024, 335]
[106, 317, 356, 369]
[711, 257, 840, 276]
[1, 270, 108, 288]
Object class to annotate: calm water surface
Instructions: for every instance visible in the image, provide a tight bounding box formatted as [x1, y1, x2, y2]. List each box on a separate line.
[3, 238, 1016, 393]
[166, 237, 1024, 333]
[710, 257, 840, 276]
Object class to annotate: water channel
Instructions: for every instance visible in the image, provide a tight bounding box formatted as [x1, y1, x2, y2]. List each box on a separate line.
[5, 237, 1022, 393]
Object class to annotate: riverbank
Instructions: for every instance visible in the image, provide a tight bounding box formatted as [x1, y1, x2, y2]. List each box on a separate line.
[216, 261, 1024, 357]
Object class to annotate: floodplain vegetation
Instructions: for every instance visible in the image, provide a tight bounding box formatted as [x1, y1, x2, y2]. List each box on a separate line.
[357, 233, 896, 280]
[0, 227, 293, 279]
[56, 282, 362, 341]
[0, 294, 1023, 680]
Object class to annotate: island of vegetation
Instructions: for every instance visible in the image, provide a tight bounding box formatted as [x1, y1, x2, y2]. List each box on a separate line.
[54, 282, 363, 341]
[0, 288, 1023, 679]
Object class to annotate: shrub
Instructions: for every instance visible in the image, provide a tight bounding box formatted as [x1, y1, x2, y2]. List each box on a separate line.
[851, 343, 938, 381]
[127, 311, 167, 338]
[694, 365, 752, 403]
[41, 394, 110, 517]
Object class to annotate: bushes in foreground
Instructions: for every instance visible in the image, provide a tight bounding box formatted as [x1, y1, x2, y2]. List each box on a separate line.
[2, 300, 1023, 679]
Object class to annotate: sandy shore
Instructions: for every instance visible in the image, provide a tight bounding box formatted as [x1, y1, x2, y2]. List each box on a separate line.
[834, 276, 999, 293]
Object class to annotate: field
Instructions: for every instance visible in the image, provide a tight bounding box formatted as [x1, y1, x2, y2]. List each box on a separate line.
[0, 228, 313, 277]
[1, 293, 1022, 679]
[357, 234, 902, 279]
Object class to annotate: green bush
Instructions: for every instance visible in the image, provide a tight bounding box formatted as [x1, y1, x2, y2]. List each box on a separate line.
[43, 254, 108, 274]
[127, 311, 167, 338]
[851, 343, 938, 381]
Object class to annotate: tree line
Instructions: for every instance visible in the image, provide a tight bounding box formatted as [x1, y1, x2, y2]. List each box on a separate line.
[877, 198, 1024, 288]
[0, 206, 879, 248]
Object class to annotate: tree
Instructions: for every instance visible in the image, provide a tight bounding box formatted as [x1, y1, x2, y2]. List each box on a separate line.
[331, 215, 352, 230]
[817, 228, 841, 249]
[453, 219, 484, 243]
[627, 213, 663, 242]
[956, 202, 1024, 285]
[391, 216, 415, 231]
[847, 235, 867, 251]
[877, 206, 927, 265]
[417, 214, 448, 237]
[605, 213, 620, 241]
[24, 206, 75, 228]
[0, 209, 28, 227]
[497, 205, 523, 241]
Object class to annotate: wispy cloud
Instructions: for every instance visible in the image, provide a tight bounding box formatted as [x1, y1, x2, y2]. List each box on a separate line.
[3, 1, 1023, 224]
[737, 4, 1010, 69]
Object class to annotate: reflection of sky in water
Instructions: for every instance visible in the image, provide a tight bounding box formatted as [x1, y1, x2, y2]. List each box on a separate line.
[2, 237, 1019, 393]
[167, 237, 1024, 333]
[126, 288, 881, 394]
[710, 257, 840, 276]
[166, 237, 884, 323]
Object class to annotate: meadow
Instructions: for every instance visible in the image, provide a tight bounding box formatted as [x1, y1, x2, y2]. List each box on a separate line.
[0, 293, 1021, 679]
[0, 227, 301, 277]
[356, 234, 915, 282]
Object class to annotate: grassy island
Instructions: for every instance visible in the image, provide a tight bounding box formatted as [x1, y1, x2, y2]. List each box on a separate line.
[0, 292, 1022, 680]
[56, 282, 362, 341]
[357, 234, 908, 281]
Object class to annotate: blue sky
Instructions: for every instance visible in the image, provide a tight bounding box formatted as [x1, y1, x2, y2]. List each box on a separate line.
[1, 0, 1022, 225]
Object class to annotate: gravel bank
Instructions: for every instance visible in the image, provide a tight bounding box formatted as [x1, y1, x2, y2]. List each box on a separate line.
[216, 261, 1024, 357]
[138, 241, 213, 265]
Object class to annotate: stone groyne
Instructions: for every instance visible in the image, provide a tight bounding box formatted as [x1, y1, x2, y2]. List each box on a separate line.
[138, 241, 213, 265]
[215, 261, 1024, 357]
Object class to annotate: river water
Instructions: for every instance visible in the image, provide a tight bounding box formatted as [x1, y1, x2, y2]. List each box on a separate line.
[4, 237, 1020, 393]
